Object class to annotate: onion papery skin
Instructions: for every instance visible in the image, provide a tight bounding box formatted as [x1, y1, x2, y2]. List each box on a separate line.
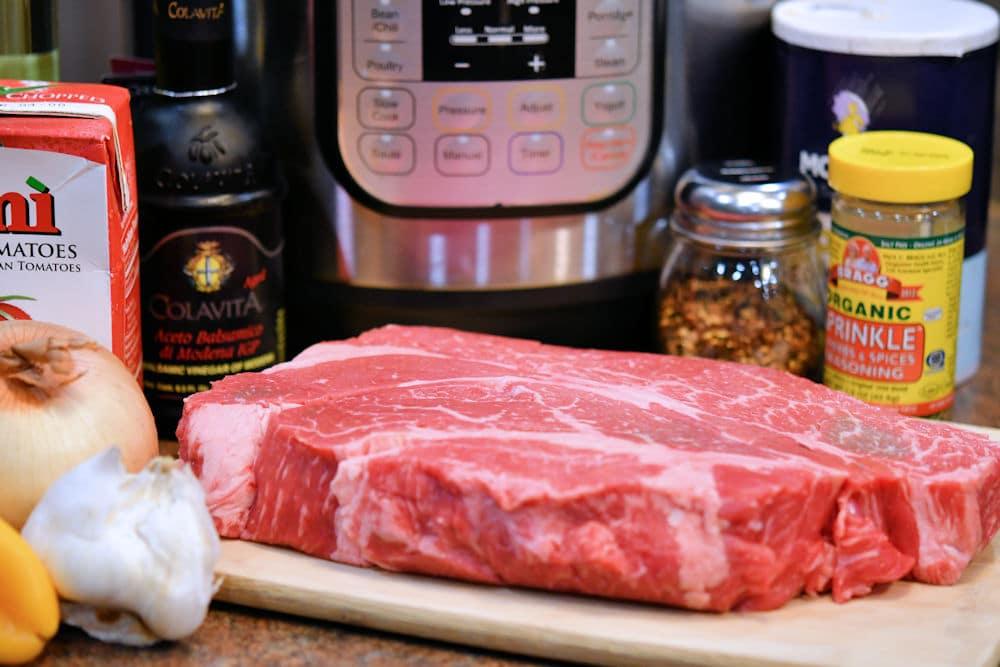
[0, 321, 158, 529]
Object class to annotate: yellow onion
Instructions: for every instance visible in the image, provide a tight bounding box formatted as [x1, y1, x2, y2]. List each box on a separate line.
[0, 320, 158, 528]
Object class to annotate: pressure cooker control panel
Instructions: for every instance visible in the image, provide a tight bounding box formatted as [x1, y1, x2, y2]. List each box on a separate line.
[322, 0, 662, 213]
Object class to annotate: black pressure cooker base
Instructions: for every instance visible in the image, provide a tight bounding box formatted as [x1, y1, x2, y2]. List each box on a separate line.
[286, 271, 660, 357]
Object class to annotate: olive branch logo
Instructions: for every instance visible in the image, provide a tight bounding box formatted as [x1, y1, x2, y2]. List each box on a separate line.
[188, 126, 226, 164]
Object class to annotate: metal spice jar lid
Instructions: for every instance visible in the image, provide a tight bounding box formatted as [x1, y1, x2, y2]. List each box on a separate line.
[672, 160, 819, 248]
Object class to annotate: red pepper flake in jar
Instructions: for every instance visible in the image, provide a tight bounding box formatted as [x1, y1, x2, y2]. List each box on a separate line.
[657, 160, 826, 379]
[658, 275, 823, 377]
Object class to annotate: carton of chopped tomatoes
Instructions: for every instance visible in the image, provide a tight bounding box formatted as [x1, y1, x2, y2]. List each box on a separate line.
[0, 80, 140, 379]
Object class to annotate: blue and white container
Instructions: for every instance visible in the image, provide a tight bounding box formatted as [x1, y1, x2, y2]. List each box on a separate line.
[772, 0, 999, 383]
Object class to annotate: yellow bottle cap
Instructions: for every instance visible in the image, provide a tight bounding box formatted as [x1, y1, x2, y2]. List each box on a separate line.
[828, 131, 974, 204]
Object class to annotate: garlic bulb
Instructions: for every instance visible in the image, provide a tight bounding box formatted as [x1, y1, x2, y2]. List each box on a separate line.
[21, 447, 220, 646]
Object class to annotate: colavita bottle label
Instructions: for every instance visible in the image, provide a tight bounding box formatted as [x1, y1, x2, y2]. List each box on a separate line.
[140, 211, 285, 400]
[823, 222, 963, 416]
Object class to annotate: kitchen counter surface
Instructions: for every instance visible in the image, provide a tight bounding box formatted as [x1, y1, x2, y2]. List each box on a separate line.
[29, 214, 1000, 667]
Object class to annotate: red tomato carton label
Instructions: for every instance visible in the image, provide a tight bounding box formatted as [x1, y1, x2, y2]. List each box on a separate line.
[0, 80, 140, 379]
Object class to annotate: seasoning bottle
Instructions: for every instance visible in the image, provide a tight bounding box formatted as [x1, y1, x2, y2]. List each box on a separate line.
[657, 160, 825, 378]
[133, 0, 286, 437]
[824, 130, 972, 418]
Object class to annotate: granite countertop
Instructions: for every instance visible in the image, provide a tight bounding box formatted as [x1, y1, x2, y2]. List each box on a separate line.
[28, 212, 1000, 667]
[34, 604, 550, 667]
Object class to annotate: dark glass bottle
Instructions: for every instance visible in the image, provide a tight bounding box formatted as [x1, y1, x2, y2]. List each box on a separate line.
[134, 0, 285, 438]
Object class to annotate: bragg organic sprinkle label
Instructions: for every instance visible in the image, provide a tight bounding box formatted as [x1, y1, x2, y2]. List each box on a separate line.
[823, 223, 963, 416]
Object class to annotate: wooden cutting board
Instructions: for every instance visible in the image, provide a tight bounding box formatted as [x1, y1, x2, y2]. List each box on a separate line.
[214, 424, 1000, 667]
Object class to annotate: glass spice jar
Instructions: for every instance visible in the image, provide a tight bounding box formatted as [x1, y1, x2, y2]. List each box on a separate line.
[657, 160, 825, 378]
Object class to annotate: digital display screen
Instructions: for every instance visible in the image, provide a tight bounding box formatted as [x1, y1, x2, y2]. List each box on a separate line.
[422, 0, 576, 81]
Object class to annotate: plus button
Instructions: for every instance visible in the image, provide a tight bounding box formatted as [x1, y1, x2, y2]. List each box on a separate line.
[527, 54, 546, 73]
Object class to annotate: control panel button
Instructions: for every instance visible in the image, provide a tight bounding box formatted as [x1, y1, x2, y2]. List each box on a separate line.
[526, 53, 547, 74]
[358, 87, 415, 129]
[581, 126, 636, 170]
[509, 86, 563, 130]
[355, 0, 408, 41]
[435, 134, 490, 176]
[354, 41, 421, 81]
[358, 133, 416, 175]
[582, 82, 635, 126]
[578, 37, 638, 77]
[509, 132, 564, 175]
[434, 89, 490, 131]
[579, 0, 640, 39]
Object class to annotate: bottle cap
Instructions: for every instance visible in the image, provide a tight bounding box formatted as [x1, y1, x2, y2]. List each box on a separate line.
[672, 160, 819, 248]
[828, 131, 974, 203]
[772, 0, 999, 57]
[153, 0, 234, 94]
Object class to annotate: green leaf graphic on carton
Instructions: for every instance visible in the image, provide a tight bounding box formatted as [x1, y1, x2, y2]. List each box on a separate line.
[26, 176, 49, 193]
[0, 84, 51, 97]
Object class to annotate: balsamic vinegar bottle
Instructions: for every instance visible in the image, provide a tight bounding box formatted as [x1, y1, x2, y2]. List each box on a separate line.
[134, 0, 286, 437]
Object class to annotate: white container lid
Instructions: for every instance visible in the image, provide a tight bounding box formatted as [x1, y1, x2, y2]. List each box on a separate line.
[772, 0, 1000, 57]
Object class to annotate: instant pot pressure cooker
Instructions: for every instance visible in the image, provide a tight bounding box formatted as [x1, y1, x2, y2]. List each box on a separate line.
[228, 0, 778, 354]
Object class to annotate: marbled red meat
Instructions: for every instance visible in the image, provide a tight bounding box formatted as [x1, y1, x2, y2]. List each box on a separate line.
[178, 325, 1000, 611]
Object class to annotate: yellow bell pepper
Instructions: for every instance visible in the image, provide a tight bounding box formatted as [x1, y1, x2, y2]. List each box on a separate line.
[0, 517, 59, 664]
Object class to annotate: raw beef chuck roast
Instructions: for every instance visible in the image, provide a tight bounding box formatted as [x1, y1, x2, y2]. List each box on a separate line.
[177, 325, 1000, 612]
